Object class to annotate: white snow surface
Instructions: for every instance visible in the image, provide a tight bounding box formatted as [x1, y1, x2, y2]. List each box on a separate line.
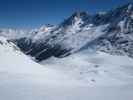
[41, 50, 133, 86]
[0, 36, 133, 100]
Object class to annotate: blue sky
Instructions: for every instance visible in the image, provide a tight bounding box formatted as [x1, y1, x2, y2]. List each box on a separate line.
[0, 0, 132, 29]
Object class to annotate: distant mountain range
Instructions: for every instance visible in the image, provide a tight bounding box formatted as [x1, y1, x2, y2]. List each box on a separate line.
[1, 3, 133, 61]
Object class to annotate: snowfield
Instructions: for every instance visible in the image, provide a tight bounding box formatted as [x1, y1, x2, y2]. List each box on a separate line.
[41, 51, 133, 86]
[0, 37, 133, 100]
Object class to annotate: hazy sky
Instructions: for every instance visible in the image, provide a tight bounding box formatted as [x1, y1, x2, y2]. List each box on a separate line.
[0, 0, 132, 29]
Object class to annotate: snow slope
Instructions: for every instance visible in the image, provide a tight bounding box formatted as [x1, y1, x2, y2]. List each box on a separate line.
[0, 36, 84, 84]
[0, 38, 133, 100]
[41, 50, 133, 86]
[0, 36, 87, 100]
[1, 29, 133, 100]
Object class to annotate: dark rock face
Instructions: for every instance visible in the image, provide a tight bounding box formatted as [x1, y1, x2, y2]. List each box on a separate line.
[13, 38, 71, 61]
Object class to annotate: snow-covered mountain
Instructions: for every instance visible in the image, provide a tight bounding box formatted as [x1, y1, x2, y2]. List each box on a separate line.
[1, 36, 133, 100]
[1, 3, 133, 61]
[0, 36, 82, 84]
[91, 3, 133, 57]
[1, 3, 133, 100]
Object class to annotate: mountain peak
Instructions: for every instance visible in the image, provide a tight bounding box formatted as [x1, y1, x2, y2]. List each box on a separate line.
[60, 11, 90, 28]
[71, 11, 89, 18]
[125, 2, 133, 7]
[117, 2, 133, 13]
[124, 3, 133, 11]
